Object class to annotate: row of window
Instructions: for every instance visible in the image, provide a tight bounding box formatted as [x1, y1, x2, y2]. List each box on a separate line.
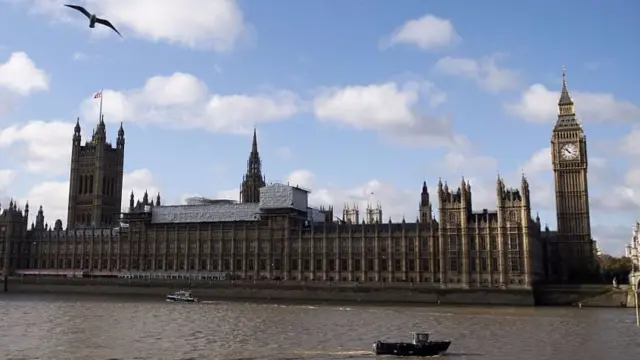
[26, 234, 525, 250]
[74, 214, 117, 227]
[76, 174, 117, 197]
[17, 256, 522, 274]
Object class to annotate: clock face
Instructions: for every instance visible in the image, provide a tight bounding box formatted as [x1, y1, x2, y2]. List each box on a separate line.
[561, 143, 579, 160]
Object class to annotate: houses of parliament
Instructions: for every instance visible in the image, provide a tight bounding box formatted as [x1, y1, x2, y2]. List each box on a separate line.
[1, 72, 597, 287]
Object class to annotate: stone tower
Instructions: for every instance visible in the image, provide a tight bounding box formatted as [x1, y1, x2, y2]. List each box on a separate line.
[419, 181, 433, 224]
[240, 129, 266, 203]
[66, 116, 125, 230]
[550, 69, 595, 279]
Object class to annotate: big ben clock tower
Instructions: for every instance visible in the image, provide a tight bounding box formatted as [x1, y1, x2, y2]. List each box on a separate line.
[550, 69, 595, 282]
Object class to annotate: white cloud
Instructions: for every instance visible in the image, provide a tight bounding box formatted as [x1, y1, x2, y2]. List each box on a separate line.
[0, 52, 49, 95]
[0, 169, 15, 200]
[124, 168, 160, 207]
[433, 53, 521, 92]
[28, 0, 248, 52]
[0, 52, 49, 115]
[382, 14, 460, 51]
[16, 168, 158, 227]
[285, 169, 315, 189]
[505, 84, 640, 123]
[79, 72, 301, 134]
[313, 80, 458, 147]
[0, 121, 74, 175]
[0, 169, 14, 188]
[617, 129, 640, 156]
[439, 152, 498, 175]
[314, 82, 418, 129]
[521, 147, 551, 174]
[589, 132, 640, 212]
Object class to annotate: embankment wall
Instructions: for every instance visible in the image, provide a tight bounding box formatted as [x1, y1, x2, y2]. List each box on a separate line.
[4, 278, 616, 306]
[533, 284, 613, 306]
[6, 277, 536, 306]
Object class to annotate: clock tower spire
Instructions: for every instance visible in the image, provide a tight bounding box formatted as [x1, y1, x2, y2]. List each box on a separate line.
[554, 67, 581, 130]
[550, 68, 595, 283]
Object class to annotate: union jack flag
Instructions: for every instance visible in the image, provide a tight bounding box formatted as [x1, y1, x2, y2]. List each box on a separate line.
[93, 91, 102, 99]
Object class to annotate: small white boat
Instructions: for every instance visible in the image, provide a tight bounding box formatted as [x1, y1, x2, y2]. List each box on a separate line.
[166, 290, 199, 303]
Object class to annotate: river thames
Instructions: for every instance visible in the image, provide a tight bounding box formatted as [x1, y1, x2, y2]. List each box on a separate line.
[0, 293, 638, 360]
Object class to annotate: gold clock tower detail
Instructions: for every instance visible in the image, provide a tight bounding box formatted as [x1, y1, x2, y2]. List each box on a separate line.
[550, 69, 595, 281]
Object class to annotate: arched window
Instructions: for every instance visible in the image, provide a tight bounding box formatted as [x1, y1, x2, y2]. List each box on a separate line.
[78, 175, 84, 194]
[89, 175, 94, 194]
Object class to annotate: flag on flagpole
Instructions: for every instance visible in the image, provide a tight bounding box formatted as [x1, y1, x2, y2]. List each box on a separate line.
[94, 88, 104, 121]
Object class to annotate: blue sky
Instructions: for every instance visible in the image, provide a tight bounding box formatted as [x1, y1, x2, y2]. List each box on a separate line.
[0, 0, 639, 254]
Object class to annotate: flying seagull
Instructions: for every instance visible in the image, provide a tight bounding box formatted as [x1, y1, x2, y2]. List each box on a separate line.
[64, 4, 122, 37]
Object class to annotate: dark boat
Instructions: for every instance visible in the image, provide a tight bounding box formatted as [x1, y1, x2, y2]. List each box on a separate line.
[373, 332, 451, 357]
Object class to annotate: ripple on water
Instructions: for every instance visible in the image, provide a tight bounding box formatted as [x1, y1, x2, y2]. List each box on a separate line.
[0, 294, 638, 360]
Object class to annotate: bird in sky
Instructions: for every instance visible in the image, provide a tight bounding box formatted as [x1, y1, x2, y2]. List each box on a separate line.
[64, 4, 122, 37]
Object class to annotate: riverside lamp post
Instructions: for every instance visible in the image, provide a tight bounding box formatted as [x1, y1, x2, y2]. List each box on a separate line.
[629, 245, 640, 327]
[632, 249, 639, 327]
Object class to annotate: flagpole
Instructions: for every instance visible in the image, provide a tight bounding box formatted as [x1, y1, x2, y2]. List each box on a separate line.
[98, 87, 104, 122]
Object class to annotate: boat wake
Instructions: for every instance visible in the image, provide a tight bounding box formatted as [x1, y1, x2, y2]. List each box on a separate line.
[226, 351, 373, 360]
[295, 349, 373, 357]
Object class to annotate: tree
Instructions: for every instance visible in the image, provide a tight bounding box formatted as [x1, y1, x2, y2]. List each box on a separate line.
[598, 254, 633, 284]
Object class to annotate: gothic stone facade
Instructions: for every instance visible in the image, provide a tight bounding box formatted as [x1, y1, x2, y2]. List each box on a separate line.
[66, 116, 125, 230]
[0, 71, 595, 286]
[2, 178, 544, 288]
[544, 71, 597, 283]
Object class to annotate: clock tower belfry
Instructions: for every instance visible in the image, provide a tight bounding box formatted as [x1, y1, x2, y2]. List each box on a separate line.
[550, 69, 595, 281]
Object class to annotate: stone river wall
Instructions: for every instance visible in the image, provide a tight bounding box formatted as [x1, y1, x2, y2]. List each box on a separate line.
[6, 277, 537, 306]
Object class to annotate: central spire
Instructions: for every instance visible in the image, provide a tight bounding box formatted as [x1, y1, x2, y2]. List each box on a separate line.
[251, 127, 258, 155]
[240, 127, 266, 203]
[247, 127, 261, 176]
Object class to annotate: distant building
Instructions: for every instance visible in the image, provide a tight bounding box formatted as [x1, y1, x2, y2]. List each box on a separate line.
[626, 221, 640, 266]
[594, 241, 602, 257]
[0, 69, 598, 286]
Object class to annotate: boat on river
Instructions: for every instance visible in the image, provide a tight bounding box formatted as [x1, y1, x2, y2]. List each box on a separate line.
[372, 332, 451, 357]
[166, 290, 198, 303]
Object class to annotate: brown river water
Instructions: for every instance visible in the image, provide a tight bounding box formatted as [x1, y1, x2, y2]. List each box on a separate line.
[0, 293, 638, 360]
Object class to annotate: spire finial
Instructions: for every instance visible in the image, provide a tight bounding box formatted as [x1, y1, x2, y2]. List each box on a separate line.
[251, 127, 258, 153]
[558, 66, 573, 106]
